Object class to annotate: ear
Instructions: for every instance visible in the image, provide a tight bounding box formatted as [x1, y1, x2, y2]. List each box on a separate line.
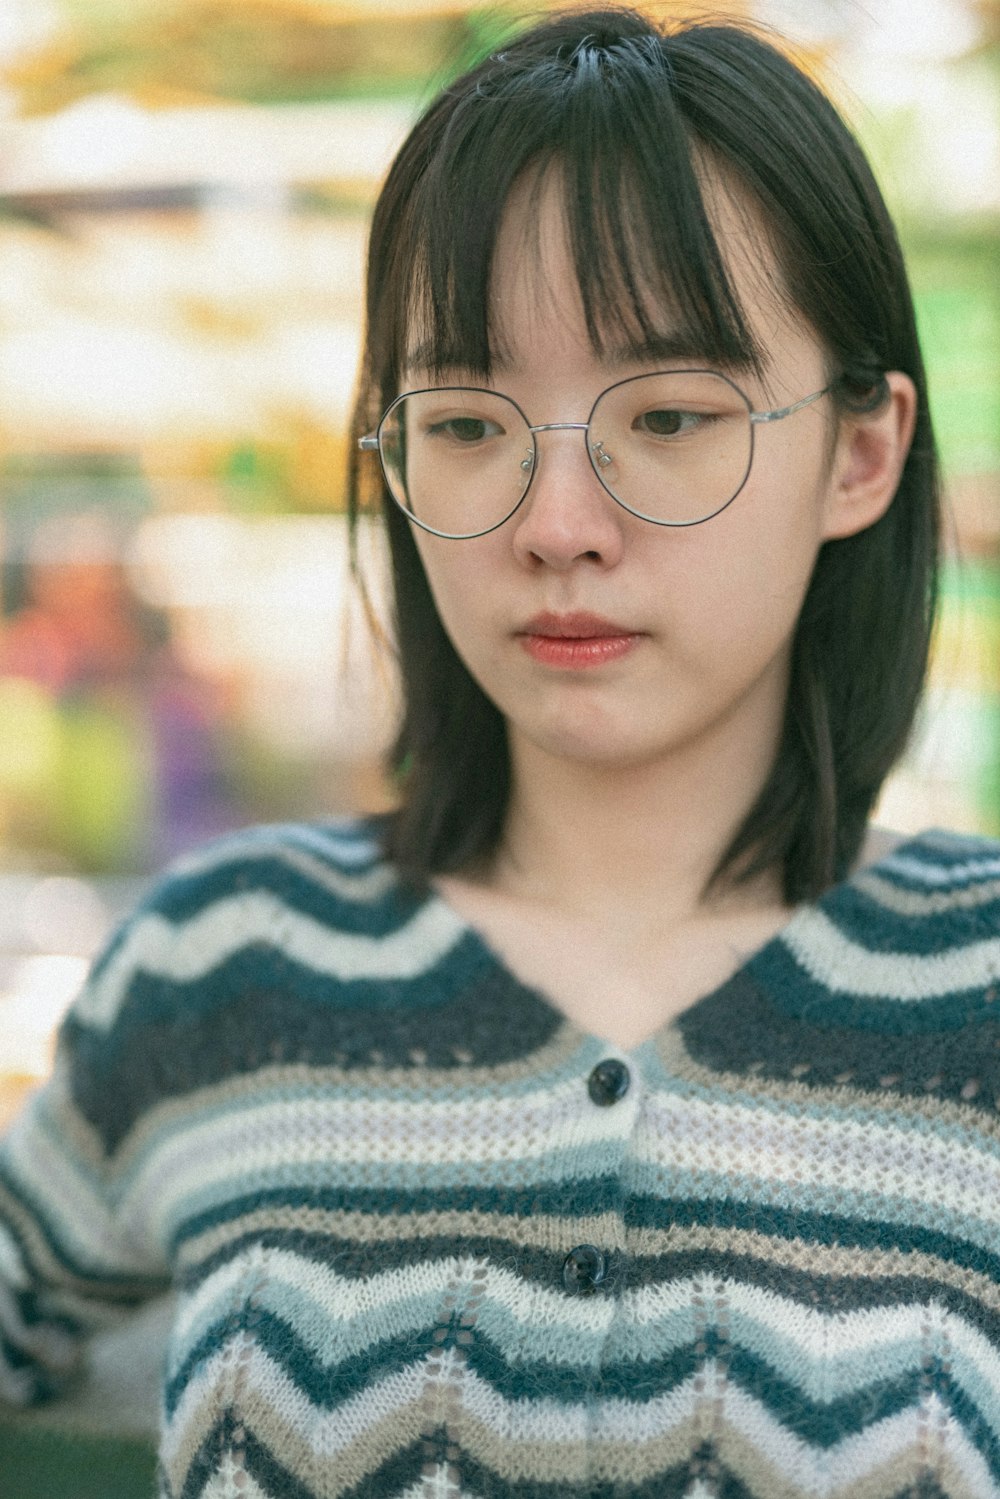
[821, 371, 917, 540]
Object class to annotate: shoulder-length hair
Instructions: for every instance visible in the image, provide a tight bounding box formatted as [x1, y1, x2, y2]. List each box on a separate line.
[348, 6, 939, 904]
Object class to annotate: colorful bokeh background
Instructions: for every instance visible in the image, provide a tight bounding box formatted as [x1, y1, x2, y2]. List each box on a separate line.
[0, 0, 997, 1115]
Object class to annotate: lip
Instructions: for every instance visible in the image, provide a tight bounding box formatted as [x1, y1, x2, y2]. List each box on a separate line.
[516, 611, 643, 669]
[518, 611, 636, 639]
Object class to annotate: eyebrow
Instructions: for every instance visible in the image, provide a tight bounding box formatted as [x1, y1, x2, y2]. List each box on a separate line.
[403, 331, 761, 378]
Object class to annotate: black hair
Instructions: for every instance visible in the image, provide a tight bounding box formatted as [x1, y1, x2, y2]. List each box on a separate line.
[348, 6, 939, 903]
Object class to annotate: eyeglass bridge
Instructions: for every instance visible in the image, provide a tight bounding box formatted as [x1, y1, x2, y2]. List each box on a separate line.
[520, 422, 615, 473]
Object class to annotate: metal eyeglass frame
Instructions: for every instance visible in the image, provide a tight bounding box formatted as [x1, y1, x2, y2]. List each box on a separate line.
[358, 369, 833, 539]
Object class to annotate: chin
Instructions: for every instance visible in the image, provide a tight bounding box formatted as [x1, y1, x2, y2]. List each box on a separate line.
[519, 716, 668, 771]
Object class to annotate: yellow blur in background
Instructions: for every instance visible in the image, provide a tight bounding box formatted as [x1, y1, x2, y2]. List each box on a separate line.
[0, 0, 997, 1122]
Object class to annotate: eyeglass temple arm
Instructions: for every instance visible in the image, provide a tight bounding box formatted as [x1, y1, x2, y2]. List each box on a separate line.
[750, 385, 832, 426]
[358, 435, 379, 450]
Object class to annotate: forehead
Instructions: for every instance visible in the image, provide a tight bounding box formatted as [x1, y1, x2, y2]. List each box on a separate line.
[484, 164, 797, 374]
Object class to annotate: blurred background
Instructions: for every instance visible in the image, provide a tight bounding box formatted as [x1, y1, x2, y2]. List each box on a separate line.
[0, 0, 996, 1121]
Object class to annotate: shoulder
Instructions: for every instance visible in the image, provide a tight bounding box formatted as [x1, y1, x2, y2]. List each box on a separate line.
[138, 815, 392, 915]
[72, 815, 452, 1036]
[847, 826, 1000, 938]
[57, 817, 470, 1149]
[755, 826, 1000, 1015]
[790, 826, 1000, 969]
[685, 828, 1000, 1097]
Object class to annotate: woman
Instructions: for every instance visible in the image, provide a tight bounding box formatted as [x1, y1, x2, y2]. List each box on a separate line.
[3, 9, 999, 1498]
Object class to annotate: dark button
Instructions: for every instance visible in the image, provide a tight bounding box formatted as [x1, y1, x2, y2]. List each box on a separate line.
[587, 1058, 631, 1106]
[562, 1244, 608, 1295]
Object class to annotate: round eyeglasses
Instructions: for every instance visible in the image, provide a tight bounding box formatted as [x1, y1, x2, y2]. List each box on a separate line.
[358, 369, 831, 539]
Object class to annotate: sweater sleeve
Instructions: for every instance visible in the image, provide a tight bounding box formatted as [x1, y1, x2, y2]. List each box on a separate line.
[0, 911, 173, 1407]
[0, 817, 389, 1410]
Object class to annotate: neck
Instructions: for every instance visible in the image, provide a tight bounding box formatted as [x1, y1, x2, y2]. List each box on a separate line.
[493, 722, 786, 931]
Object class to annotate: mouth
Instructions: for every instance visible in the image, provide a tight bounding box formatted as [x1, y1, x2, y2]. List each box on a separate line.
[519, 611, 635, 639]
[516, 611, 643, 668]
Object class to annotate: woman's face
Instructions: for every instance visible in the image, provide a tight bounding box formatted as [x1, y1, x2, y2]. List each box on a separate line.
[405, 171, 861, 791]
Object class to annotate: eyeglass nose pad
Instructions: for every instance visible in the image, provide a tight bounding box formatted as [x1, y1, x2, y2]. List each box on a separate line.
[519, 448, 535, 476]
[592, 441, 613, 469]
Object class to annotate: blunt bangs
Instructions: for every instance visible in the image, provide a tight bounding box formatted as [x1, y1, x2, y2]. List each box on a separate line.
[366, 24, 765, 402]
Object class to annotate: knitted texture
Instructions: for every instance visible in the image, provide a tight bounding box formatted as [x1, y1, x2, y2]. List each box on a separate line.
[2, 819, 1000, 1498]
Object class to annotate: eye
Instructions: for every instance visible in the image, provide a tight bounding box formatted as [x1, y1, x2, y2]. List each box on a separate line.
[633, 407, 702, 438]
[427, 416, 504, 443]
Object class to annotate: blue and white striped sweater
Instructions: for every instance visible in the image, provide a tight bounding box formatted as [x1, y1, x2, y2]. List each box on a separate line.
[2, 818, 1000, 1497]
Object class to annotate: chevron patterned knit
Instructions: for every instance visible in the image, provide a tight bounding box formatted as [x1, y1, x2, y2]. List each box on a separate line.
[3, 819, 1000, 1497]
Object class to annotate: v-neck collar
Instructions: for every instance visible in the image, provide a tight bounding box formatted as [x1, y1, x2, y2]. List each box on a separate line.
[420, 831, 936, 1055]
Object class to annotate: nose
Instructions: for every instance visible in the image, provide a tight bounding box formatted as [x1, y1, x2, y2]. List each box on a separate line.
[509, 425, 626, 571]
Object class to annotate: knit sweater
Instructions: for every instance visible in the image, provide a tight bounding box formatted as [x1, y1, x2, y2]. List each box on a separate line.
[3, 819, 1000, 1499]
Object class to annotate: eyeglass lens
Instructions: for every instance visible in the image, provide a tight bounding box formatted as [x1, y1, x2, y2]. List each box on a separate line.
[377, 371, 755, 538]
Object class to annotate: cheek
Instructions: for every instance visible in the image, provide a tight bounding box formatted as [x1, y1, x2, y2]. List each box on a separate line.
[664, 493, 825, 653]
[412, 538, 498, 664]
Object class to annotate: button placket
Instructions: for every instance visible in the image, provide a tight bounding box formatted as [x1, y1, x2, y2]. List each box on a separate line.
[558, 1057, 636, 1298]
